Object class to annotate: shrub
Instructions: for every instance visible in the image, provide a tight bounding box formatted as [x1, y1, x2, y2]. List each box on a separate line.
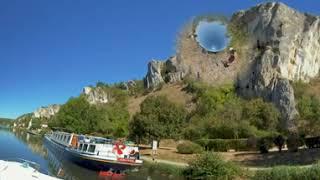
[177, 141, 203, 154]
[257, 136, 274, 154]
[183, 152, 241, 179]
[274, 135, 285, 152]
[195, 139, 254, 152]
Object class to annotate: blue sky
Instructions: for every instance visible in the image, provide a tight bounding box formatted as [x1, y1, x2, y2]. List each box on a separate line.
[1, 0, 319, 119]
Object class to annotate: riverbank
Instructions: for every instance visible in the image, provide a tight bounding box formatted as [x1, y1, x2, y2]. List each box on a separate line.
[139, 140, 320, 168]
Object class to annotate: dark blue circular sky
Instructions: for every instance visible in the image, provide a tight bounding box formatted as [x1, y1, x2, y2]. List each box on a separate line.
[195, 21, 230, 52]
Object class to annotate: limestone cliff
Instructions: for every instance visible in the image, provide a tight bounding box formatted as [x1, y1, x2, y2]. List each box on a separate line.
[234, 2, 320, 130]
[144, 60, 165, 89]
[82, 86, 110, 104]
[144, 2, 320, 130]
[33, 104, 61, 119]
[144, 57, 186, 89]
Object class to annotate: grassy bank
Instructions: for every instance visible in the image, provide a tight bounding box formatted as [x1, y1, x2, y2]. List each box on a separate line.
[252, 163, 320, 180]
[127, 161, 185, 179]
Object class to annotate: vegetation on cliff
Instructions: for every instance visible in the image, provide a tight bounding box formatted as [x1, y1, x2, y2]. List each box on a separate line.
[182, 82, 280, 140]
[293, 80, 320, 136]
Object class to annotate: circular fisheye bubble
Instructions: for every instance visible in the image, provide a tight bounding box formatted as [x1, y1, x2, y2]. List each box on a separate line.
[195, 20, 230, 53]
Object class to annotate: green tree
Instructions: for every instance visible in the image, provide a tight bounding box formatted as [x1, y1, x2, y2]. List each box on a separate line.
[51, 96, 105, 134]
[243, 98, 280, 131]
[97, 103, 130, 137]
[196, 85, 236, 116]
[31, 118, 41, 130]
[185, 83, 280, 139]
[129, 95, 187, 144]
[297, 95, 320, 136]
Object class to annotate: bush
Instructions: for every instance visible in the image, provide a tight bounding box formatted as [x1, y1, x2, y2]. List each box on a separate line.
[257, 136, 274, 154]
[196, 139, 254, 152]
[177, 141, 203, 154]
[274, 135, 285, 152]
[183, 152, 241, 179]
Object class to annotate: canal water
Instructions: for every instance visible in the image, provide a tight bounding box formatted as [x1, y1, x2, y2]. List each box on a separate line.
[0, 129, 181, 180]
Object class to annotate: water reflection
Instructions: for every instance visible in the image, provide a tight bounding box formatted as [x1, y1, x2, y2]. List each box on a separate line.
[45, 142, 97, 180]
[195, 20, 230, 52]
[5, 129, 97, 180]
[1, 129, 180, 180]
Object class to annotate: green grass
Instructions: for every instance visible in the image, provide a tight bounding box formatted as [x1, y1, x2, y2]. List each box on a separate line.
[126, 161, 185, 179]
[251, 163, 320, 180]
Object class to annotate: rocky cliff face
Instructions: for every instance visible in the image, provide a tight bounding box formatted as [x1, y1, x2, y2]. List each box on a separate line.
[144, 2, 320, 130]
[144, 60, 165, 89]
[33, 104, 60, 119]
[144, 57, 186, 89]
[83, 86, 110, 104]
[234, 2, 320, 130]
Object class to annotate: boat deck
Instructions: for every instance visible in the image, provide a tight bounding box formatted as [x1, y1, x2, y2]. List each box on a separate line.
[0, 160, 60, 180]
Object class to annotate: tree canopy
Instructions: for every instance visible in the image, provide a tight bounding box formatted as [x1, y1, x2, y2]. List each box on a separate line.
[129, 95, 187, 143]
[50, 87, 130, 138]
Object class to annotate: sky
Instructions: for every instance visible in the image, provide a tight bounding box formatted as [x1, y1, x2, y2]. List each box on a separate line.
[1, 0, 320, 119]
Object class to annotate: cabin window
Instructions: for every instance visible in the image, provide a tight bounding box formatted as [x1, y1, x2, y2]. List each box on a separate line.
[88, 145, 96, 153]
[79, 143, 83, 150]
[67, 136, 71, 143]
[83, 144, 88, 152]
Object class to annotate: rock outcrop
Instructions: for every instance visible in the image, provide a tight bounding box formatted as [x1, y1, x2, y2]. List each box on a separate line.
[144, 2, 320, 130]
[144, 60, 165, 89]
[33, 104, 60, 119]
[144, 56, 187, 89]
[234, 2, 320, 130]
[83, 86, 110, 104]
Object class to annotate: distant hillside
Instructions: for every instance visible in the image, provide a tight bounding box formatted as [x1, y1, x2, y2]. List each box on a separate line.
[0, 118, 13, 121]
[0, 118, 13, 126]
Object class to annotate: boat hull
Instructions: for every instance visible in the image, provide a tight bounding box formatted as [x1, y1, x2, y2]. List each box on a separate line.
[44, 136, 142, 171]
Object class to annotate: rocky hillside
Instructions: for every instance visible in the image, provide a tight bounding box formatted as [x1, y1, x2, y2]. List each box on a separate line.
[234, 2, 320, 131]
[144, 2, 320, 131]
[33, 104, 61, 119]
[15, 2, 320, 132]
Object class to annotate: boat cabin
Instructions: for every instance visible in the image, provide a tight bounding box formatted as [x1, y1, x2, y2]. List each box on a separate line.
[49, 131, 141, 163]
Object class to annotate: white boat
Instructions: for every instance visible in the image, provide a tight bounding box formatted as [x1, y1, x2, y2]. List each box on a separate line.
[0, 159, 60, 180]
[44, 131, 143, 171]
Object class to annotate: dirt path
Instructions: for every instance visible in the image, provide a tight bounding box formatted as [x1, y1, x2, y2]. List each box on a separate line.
[140, 146, 320, 171]
[141, 155, 315, 171]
